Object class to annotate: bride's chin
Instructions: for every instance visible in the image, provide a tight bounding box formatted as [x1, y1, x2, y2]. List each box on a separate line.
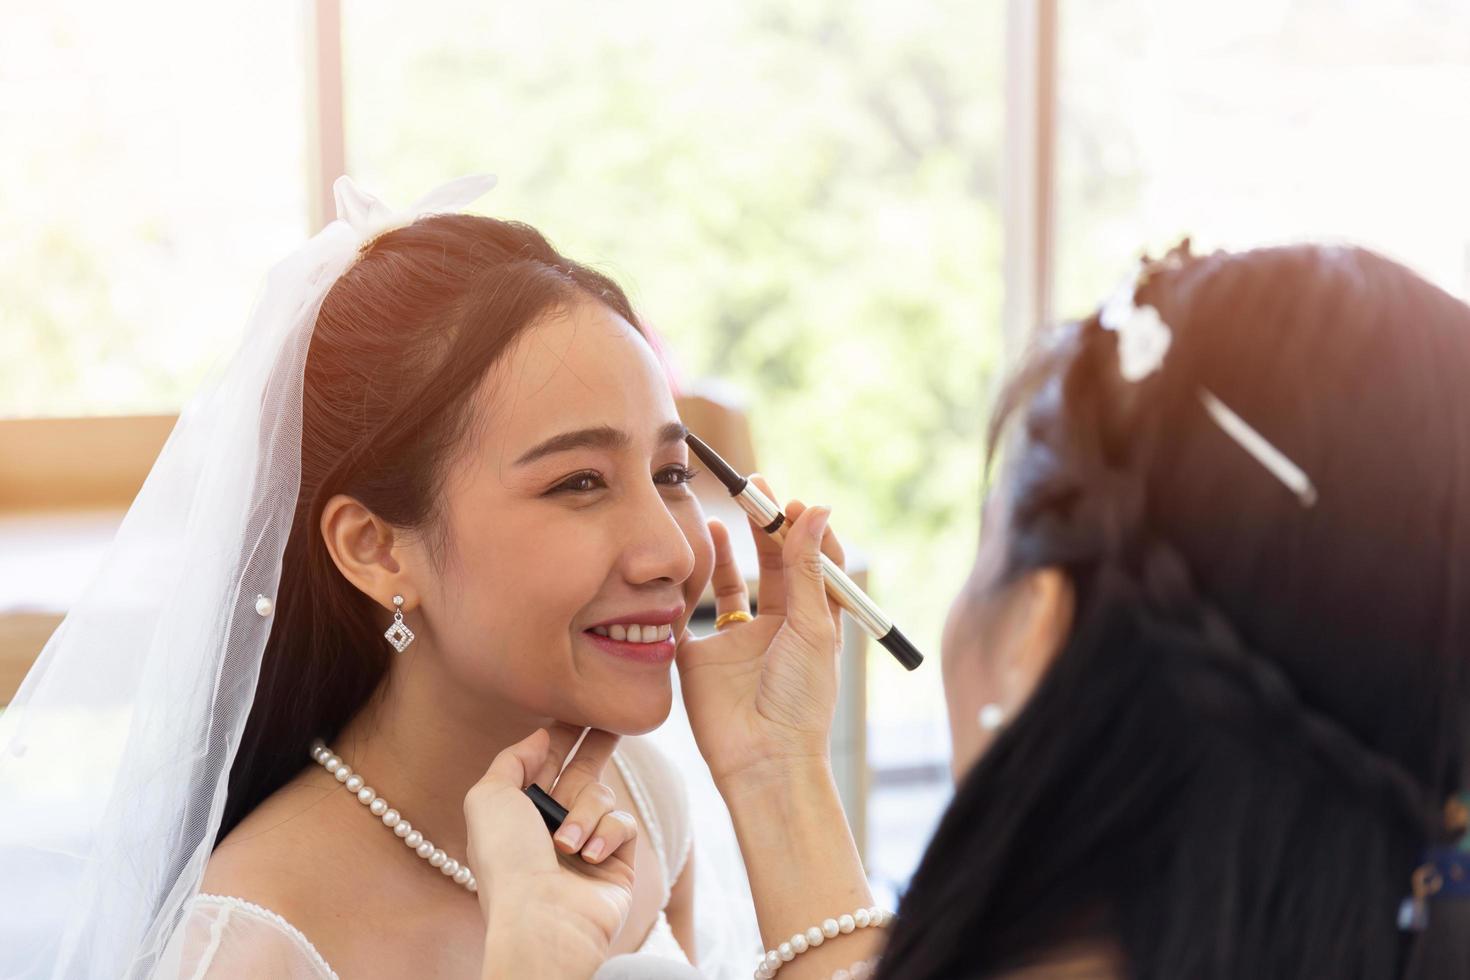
[579, 682, 674, 736]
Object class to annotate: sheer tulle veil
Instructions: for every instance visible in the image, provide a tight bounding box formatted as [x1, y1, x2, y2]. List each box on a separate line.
[0, 175, 758, 978]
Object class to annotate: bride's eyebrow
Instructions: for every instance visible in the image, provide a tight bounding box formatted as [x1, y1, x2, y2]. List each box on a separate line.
[513, 421, 688, 467]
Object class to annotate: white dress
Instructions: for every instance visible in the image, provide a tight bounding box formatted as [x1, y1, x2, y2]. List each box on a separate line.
[152, 737, 693, 978]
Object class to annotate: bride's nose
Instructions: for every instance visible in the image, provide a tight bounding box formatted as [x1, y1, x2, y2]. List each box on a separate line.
[617, 485, 697, 585]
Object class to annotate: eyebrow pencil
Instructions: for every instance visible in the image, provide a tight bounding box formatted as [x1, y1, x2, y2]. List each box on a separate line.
[685, 432, 923, 671]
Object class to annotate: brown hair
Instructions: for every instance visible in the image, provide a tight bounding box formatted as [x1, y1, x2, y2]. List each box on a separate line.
[218, 214, 637, 841]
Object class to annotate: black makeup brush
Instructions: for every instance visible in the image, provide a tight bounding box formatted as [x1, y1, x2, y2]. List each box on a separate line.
[685, 432, 923, 671]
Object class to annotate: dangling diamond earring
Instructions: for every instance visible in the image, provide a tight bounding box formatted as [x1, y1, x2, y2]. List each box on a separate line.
[384, 594, 415, 653]
[978, 703, 1006, 731]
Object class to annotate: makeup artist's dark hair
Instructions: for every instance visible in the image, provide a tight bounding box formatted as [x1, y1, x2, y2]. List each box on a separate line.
[879, 244, 1470, 979]
[216, 215, 638, 843]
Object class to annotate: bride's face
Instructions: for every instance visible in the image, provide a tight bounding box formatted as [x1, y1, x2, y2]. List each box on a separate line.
[416, 298, 714, 734]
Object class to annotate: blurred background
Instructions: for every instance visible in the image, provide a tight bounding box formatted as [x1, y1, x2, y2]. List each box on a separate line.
[3, 0, 1469, 908]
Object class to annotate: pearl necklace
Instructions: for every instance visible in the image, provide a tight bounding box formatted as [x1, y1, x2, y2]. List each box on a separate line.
[310, 740, 478, 894]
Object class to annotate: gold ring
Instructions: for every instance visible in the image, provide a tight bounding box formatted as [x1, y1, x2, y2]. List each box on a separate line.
[715, 610, 754, 631]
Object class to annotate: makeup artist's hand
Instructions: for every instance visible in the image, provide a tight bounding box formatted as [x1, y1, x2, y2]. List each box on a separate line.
[465, 725, 638, 980]
[677, 482, 881, 979]
[676, 477, 846, 789]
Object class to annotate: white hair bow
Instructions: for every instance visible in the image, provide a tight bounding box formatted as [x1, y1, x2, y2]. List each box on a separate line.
[332, 173, 498, 243]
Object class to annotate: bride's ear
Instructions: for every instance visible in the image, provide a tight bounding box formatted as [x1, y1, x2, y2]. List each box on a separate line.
[319, 492, 414, 609]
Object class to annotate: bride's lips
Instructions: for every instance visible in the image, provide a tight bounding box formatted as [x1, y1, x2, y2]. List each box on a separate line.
[581, 605, 684, 665]
[581, 629, 677, 664]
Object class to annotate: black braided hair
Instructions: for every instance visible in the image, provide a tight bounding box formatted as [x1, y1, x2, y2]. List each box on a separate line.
[877, 243, 1470, 980]
[1133, 538, 1432, 838]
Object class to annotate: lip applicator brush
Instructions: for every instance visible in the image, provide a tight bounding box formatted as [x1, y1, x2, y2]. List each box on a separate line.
[525, 784, 568, 834]
[684, 432, 924, 671]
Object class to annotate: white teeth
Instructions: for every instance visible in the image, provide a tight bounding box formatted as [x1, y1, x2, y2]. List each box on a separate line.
[593, 623, 673, 644]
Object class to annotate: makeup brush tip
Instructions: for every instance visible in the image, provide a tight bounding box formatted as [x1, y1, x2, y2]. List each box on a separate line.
[684, 430, 747, 495]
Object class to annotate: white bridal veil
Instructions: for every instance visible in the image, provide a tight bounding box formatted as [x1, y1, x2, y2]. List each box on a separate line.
[0, 175, 758, 979]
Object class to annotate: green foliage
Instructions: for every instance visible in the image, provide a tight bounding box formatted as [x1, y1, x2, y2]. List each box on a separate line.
[345, 0, 1006, 714]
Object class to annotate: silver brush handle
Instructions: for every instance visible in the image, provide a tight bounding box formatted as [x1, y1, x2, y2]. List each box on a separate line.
[736, 484, 892, 639]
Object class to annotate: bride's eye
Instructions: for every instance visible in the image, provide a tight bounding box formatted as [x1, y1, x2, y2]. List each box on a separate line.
[548, 470, 607, 495]
[655, 464, 699, 489]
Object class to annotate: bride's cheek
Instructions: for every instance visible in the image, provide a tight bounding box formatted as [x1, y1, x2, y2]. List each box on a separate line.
[678, 508, 716, 602]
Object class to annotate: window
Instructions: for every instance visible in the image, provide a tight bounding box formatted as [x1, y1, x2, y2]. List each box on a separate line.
[1055, 0, 1470, 316]
[1, 2, 308, 418]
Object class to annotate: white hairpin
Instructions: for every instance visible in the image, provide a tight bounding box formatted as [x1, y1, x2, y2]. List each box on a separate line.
[1196, 390, 1318, 507]
[1099, 265, 1318, 508]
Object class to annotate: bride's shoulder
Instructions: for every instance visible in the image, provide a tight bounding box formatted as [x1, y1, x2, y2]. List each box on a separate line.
[198, 771, 343, 916]
[183, 770, 378, 976]
[159, 775, 345, 978]
[164, 892, 340, 979]
[192, 768, 489, 978]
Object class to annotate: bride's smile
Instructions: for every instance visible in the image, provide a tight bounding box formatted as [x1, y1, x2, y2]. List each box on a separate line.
[580, 604, 686, 665]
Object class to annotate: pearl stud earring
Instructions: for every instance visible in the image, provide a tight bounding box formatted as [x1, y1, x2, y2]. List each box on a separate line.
[978, 703, 1006, 731]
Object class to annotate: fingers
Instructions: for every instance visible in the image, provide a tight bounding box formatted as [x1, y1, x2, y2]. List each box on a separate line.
[584, 808, 639, 865]
[707, 518, 752, 623]
[465, 728, 561, 879]
[553, 779, 639, 866]
[748, 475, 789, 617]
[481, 726, 551, 791]
[781, 504, 838, 650]
[550, 728, 621, 806]
[480, 727, 636, 865]
[749, 476, 847, 622]
[817, 506, 846, 572]
[533, 721, 591, 789]
[781, 498, 847, 573]
[784, 499, 848, 632]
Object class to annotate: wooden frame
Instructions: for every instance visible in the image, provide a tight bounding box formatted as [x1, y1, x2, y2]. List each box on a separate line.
[305, 0, 346, 234]
[1003, 0, 1059, 354]
[0, 415, 176, 510]
[0, 416, 178, 706]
